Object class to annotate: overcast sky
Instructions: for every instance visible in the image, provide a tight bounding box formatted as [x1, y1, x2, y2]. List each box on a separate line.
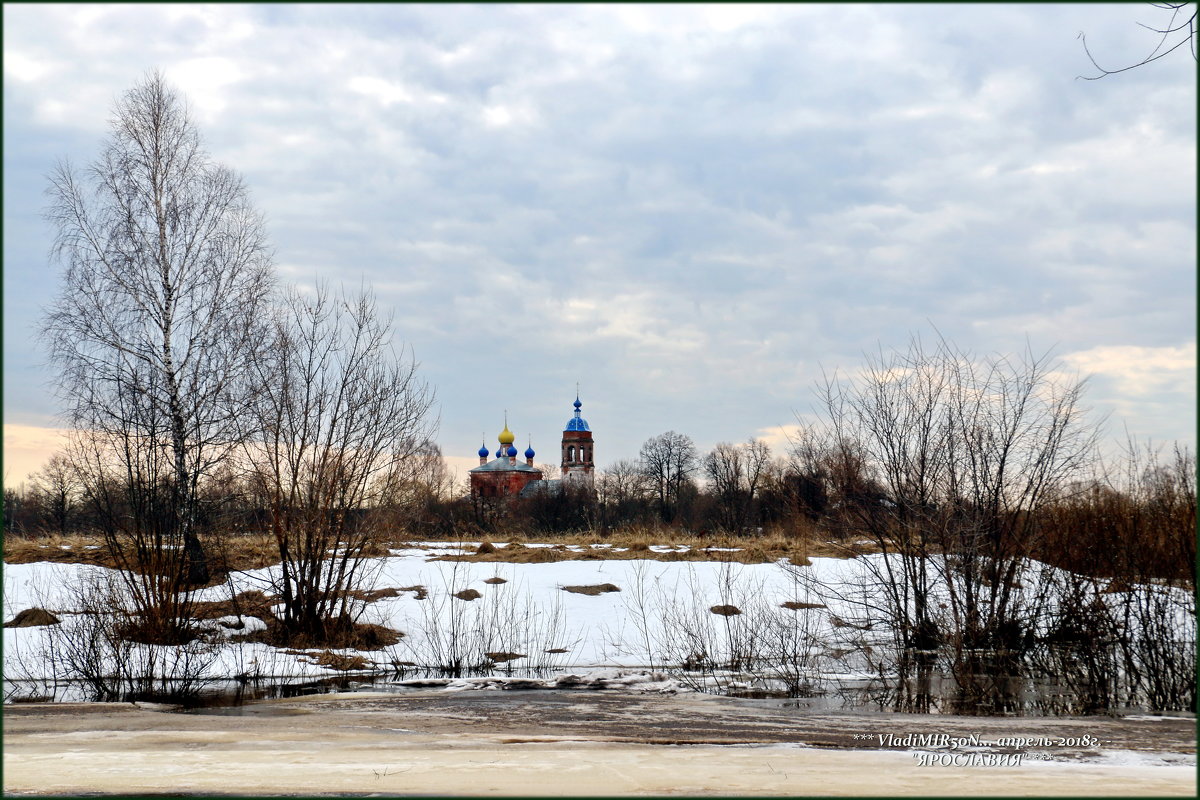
[3, 3, 1196, 485]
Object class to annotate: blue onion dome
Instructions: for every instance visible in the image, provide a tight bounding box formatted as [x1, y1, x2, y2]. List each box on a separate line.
[565, 394, 590, 432]
[495, 447, 504, 458]
[525, 445, 536, 459]
[478, 444, 490, 458]
[506, 445, 518, 457]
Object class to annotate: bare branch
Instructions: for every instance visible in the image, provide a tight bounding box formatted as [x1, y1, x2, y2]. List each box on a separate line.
[1077, 3, 1198, 80]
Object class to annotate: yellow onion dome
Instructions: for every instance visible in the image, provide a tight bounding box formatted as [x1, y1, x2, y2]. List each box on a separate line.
[498, 424, 515, 446]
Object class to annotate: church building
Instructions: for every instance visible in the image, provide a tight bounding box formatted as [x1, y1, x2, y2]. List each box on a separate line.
[469, 394, 595, 500]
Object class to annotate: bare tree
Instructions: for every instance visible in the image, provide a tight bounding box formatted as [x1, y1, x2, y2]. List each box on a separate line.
[703, 439, 772, 533]
[42, 71, 274, 636]
[1029, 440, 1196, 713]
[243, 284, 436, 645]
[3, 484, 31, 536]
[598, 458, 647, 505]
[639, 431, 699, 524]
[1097, 441, 1195, 711]
[377, 441, 453, 539]
[596, 458, 650, 530]
[29, 453, 79, 536]
[378, 441, 449, 507]
[1078, 2, 1197, 79]
[817, 335, 1096, 711]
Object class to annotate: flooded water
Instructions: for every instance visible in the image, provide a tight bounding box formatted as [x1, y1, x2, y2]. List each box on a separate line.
[7, 665, 1188, 719]
[3, 675, 360, 707]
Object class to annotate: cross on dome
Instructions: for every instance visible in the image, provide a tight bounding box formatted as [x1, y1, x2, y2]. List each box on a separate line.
[498, 410, 515, 446]
[565, 391, 589, 432]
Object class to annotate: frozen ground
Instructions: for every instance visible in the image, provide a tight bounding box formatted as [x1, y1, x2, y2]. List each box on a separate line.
[3, 544, 875, 683]
[3, 691, 1195, 796]
[4, 541, 1194, 695]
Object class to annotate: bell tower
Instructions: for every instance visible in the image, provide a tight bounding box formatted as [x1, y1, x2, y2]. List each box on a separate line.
[561, 391, 594, 489]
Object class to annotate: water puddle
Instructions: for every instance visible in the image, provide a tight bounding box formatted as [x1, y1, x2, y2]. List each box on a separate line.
[6, 668, 1190, 719]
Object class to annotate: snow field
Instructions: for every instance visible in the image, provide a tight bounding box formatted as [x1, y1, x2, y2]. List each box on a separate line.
[4, 547, 874, 683]
[4, 544, 1193, 688]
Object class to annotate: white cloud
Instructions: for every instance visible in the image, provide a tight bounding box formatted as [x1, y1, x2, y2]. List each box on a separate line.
[348, 74, 414, 106]
[3, 50, 54, 83]
[168, 57, 243, 122]
[701, 4, 784, 33]
[481, 100, 538, 128]
[1061, 343, 1197, 399]
[753, 424, 804, 456]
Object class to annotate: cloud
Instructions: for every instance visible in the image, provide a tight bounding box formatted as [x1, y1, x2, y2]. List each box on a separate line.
[1061, 342, 1197, 399]
[170, 56, 245, 122]
[3, 4, 1195, 469]
[753, 424, 805, 457]
[3, 49, 54, 83]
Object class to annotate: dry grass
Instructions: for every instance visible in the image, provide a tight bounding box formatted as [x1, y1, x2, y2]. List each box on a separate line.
[193, 589, 409, 652]
[430, 530, 853, 566]
[3, 608, 62, 628]
[209, 534, 285, 573]
[239, 619, 403, 651]
[780, 601, 826, 611]
[305, 650, 374, 672]
[2, 532, 278, 585]
[3, 533, 117, 567]
[349, 587, 402, 602]
[350, 585, 428, 602]
[561, 583, 621, 596]
[3, 532, 409, 588]
[348, 586, 420, 602]
[190, 590, 278, 621]
[5, 526, 867, 574]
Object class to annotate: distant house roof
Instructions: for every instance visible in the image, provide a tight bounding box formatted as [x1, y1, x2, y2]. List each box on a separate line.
[519, 478, 563, 498]
[469, 458, 542, 474]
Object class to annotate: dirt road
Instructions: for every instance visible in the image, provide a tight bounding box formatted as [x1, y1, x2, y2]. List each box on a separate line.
[4, 690, 1195, 796]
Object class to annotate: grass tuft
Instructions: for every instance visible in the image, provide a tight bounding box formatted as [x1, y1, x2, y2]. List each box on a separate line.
[3, 608, 62, 628]
[561, 583, 621, 596]
[780, 601, 826, 610]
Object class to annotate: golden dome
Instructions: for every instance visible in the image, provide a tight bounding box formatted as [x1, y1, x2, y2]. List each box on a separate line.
[498, 424, 515, 445]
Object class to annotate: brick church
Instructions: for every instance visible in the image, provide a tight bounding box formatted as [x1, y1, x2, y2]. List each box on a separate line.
[469, 394, 595, 500]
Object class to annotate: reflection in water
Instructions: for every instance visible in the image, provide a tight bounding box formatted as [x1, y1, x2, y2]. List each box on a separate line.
[3, 675, 361, 707]
[4, 659, 1190, 717]
[2, 665, 567, 708]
